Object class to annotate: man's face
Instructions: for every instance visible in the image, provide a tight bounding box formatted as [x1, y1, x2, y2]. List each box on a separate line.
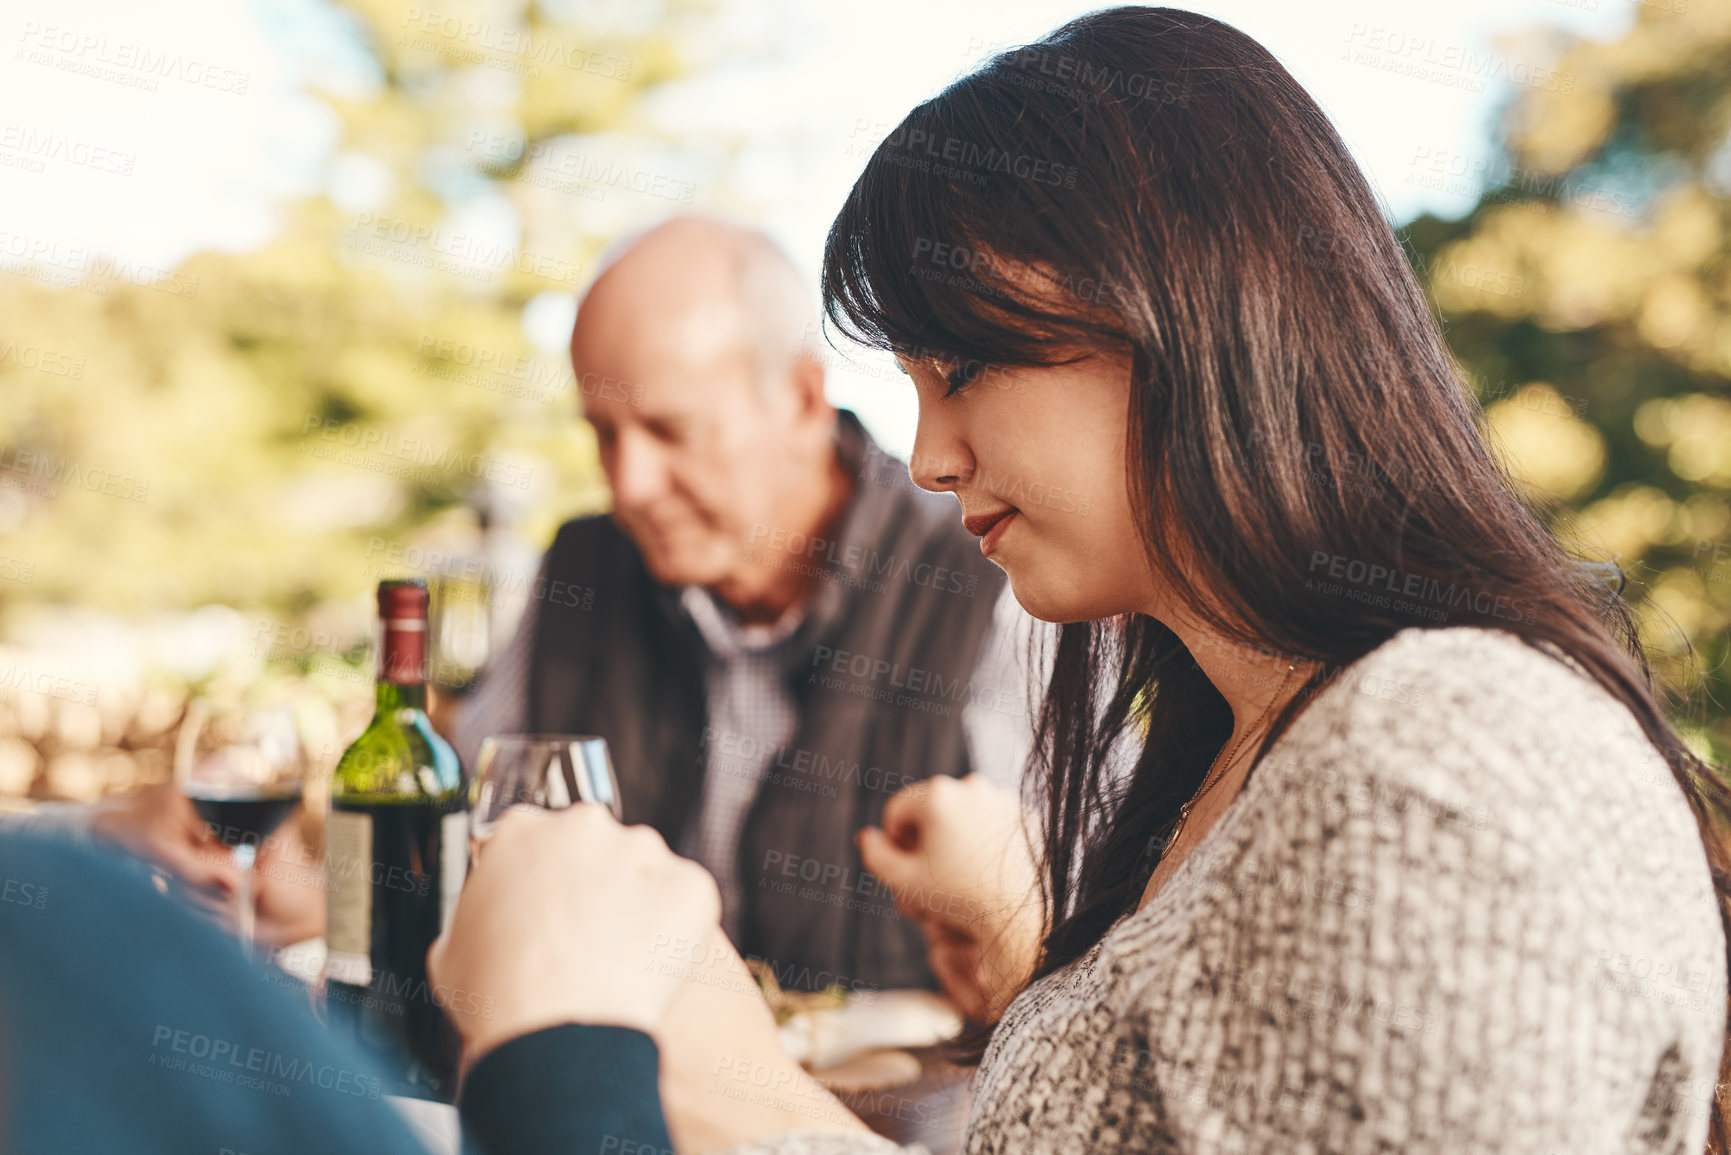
[576, 341, 797, 588]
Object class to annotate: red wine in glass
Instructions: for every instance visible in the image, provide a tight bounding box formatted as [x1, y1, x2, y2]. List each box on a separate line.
[186, 784, 305, 848]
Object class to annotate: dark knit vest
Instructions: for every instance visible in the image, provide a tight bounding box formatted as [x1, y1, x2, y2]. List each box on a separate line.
[528, 411, 1006, 992]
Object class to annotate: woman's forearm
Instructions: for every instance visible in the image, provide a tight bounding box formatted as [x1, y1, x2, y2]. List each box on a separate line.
[652, 925, 873, 1152]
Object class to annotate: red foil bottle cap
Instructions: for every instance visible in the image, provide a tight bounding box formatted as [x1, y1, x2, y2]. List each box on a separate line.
[377, 579, 428, 685]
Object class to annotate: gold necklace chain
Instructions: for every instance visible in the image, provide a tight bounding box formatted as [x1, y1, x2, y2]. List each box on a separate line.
[1165, 657, 1300, 855]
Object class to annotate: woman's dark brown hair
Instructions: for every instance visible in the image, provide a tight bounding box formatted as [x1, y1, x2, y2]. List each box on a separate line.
[820, 5, 1731, 1148]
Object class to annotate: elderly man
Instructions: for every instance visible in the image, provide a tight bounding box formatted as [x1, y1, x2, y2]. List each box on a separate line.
[453, 215, 1034, 993]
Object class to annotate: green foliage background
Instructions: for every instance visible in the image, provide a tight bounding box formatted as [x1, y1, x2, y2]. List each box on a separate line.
[0, 0, 706, 626]
[1402, 0, 1731, 760]
[3, 0, 1731, 795]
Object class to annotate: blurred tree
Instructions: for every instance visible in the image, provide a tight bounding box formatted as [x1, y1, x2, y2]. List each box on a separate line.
[1401, 0, 1731, 760]
[0, 0, 706, 643]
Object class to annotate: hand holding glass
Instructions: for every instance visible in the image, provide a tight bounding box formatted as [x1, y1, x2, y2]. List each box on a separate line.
[470, 735, 622, 839]
[176, 701, 307, 942]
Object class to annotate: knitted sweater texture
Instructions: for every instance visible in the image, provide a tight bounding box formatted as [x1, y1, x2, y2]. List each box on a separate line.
[722, 627, 1728, 1154]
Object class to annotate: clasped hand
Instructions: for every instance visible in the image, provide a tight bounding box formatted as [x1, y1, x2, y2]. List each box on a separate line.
[856, 773, 1044, 1023]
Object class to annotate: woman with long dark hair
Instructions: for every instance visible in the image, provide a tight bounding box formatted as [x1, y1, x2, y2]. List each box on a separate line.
[656, 6, 1731, 1153]
[434, 7, 1731, 1154]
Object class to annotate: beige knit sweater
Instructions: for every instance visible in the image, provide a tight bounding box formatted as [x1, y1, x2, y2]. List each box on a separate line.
[721, 626, 1728, 1154]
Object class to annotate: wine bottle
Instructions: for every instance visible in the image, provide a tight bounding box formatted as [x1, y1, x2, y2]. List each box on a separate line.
[324, 578, 467, 1102]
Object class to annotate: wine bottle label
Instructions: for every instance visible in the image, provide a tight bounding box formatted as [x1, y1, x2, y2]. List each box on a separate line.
[440, 810, 468, 932]
[324, 809, 373, 985]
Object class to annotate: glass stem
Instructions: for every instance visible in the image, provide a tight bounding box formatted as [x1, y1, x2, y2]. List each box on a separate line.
[233, 842, 257, 944]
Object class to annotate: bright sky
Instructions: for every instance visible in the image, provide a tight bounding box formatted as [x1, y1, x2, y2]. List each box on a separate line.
[0, 0, 1636, 457]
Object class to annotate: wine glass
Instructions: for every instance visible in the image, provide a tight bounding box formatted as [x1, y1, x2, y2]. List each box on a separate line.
[175, 700, 307, 943]
[470, 735, 622, 840]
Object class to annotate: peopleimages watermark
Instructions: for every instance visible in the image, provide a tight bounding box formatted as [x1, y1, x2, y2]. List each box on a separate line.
[1223, 963, 1442, 1037]
[462, 131, 695, 205]
[1001, 45, 1192, 107]
[149, 1026, 381, 1099]
[0, 449, 151, 503]
[878, 125, 1078, 189]
[907, 236, 1127, 312]
[0, 663, 99, 706]
[361, 537, 597, 611]
[1242, 426, 1520, 505]
[1102, 1040, 1329, 1115]
[247, 634, 479, 692]
[0, 874, 48, 910]
[1587, 946, 1721, 1016]
[758, 849, 979, 923]
[708, 1055, 853, 1126]
[747, 524, 981, 598]
[1293, 222, 1371, 274]
[397, 9, 634, 81]
[1421, 252, 1528, 300]
[858, 442, 1094, 517]
[318, 959, 496, 1023]
[344, 213, 586, 286]
[1295, 222, 1527, 301]
[1473, 375, 1588, 419]
[1214, 855, 1378, 911]
[415, 332, 646, 408]
[1264, 762, 1493, 834]
[699, 726, 922, 802]
[0, 336, 85, 379]
[597, 1139, 675, 1155]
[1695, 538, 1731, 585]
[1341, 24, 1576, 95]
[1406, 145, 1640, 220]
[299, 415, 535, 490]
[806, 645, 1025, 720]
[0, 230, 198, 298]
[645, 933, 881, 1005]
[416, 334, 572, 402]
[1306, 550, 1529, 624]
[15, 23, 251, 95]
[1246, 427, 1391, 498]
[0, 123, 135, 177]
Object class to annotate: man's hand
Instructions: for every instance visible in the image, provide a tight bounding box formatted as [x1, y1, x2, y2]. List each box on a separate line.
[91, 783, 240, 907]
[856, 774, 1044, 1023]
[426, 805, 722, 1069]
[91, 784, 325, 947]
[250, 811, 326, 947]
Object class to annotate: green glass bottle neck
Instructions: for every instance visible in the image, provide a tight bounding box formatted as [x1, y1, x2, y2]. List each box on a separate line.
[375, 678, 427, 714]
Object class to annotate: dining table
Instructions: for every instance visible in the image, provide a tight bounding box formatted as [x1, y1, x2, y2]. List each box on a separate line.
[274, 939, 974, 1154]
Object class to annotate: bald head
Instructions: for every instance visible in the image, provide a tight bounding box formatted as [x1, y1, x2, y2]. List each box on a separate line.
[575, 216, 816, 400]
[570, 216, 839, 594]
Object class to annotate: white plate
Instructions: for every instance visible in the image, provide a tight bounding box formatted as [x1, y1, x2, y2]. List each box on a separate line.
[778, 989, 962, 1070]
[388, 1095, 460, 1155]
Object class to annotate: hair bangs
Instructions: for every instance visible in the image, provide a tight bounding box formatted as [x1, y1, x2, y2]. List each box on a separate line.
[822, 79, 1127, 378]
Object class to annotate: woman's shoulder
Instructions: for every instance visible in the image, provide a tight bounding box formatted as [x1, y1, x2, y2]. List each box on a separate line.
[1257, 626, 1713, 925]
[1306, 624, 1627, 734]
[1279, 626, 1671, 807]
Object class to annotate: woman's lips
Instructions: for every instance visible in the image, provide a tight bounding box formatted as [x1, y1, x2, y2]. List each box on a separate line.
[965, 509, 1018, 557]
[962, 509, 1010, 536]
